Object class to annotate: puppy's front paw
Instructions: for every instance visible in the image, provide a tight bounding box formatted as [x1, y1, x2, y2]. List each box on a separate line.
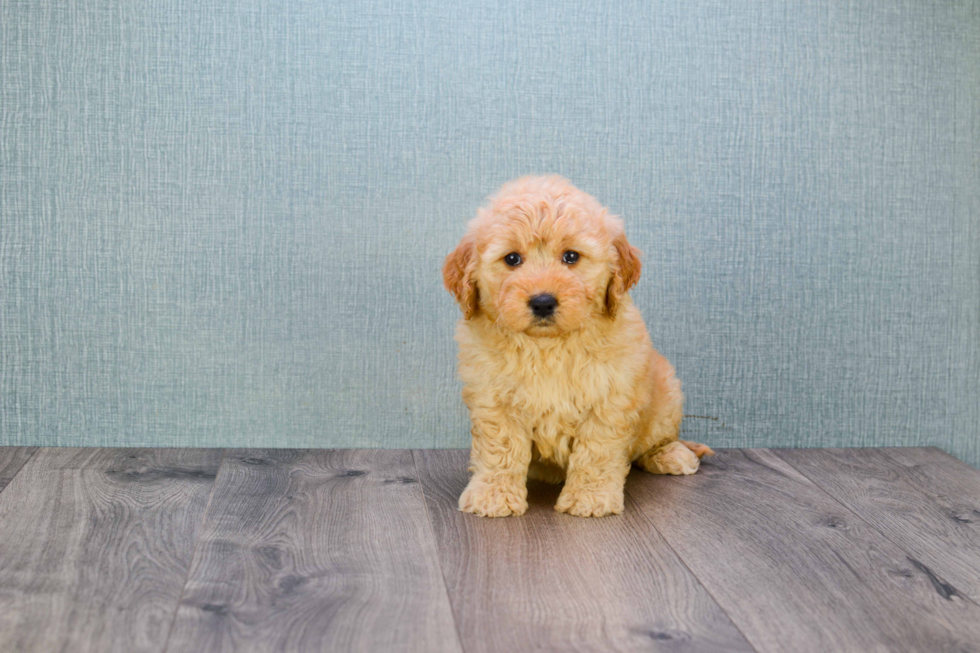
[555, 486, 624, 518]
[458, 478, 528, 517]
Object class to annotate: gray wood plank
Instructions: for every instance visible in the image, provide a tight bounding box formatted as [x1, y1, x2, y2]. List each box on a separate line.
[414, 449, 754, 653]
[625, 449, 980, 653]
[0, 447, 223, 653]
[165, 449, 461, 653]
[0, 446, 37, 492]
[775, 447, 980, 604]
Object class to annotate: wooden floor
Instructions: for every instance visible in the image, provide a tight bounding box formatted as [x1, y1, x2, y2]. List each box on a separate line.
[0, 448, 979, 652]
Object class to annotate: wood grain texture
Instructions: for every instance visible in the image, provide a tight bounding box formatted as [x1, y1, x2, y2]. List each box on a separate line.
[0, 447, 223, 653]
[165, 449, 461, 653]
[0, 446, 37, 492]
[414, 449, 754, 653]
[775, 447, 980, 603]
[626, 449, 980, 653]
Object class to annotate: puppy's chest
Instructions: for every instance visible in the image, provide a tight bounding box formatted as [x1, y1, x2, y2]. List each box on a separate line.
[477, 344, 614, 422]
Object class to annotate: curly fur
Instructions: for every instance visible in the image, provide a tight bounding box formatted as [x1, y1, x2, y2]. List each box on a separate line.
[443, 176, 712, 518]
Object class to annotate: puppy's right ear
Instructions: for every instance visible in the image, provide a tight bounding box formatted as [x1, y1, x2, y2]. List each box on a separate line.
[443, 234, 479, 319]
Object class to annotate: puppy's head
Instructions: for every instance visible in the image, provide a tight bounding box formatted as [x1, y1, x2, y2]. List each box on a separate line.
[443, 176, 641, 336]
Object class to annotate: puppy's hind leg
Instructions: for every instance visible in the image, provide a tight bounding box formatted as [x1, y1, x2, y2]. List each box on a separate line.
[637, 440, 713, 476]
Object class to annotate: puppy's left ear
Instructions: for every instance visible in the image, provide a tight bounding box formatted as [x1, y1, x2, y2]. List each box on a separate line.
[605, 232, 642, 317]
[443, 233, 480, 319]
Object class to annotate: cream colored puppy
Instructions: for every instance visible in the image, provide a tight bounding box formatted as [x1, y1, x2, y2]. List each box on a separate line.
[443, 176, 712, 518]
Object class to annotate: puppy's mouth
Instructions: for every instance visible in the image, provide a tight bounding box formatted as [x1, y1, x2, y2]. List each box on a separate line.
[525, 316, 560, 336]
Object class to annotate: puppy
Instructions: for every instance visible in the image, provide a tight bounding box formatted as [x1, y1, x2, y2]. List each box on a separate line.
[443, 176, 713, 518]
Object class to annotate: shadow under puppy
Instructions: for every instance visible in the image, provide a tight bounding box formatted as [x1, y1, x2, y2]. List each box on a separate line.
[443, 175, 713, 518]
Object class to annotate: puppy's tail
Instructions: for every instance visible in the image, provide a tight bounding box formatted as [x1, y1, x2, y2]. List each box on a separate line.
[679, 440, 715, 458]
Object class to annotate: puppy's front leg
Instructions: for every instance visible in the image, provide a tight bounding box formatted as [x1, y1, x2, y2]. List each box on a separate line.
[459, 414, 531, 518]
[556, 433, 631, 518]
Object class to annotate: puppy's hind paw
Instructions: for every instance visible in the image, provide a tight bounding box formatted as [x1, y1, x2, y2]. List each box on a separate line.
[638, 441, 702, 475]
[458, 479, 528, 517]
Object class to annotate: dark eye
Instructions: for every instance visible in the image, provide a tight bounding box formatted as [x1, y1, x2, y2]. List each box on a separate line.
[562, 251, 580, 264]
[504, 252, 522, 267]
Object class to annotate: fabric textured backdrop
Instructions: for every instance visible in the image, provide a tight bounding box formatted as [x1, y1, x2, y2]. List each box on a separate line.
[2, 1, 978, 465]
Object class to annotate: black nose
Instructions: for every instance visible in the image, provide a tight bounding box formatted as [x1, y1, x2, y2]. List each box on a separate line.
[528, 294, 558, 318]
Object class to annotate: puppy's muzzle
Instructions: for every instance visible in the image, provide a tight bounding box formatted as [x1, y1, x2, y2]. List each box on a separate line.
[528, 293, 558, 319]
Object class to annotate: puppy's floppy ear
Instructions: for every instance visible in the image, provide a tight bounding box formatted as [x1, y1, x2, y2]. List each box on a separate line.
[443, 233, 480, 319]
[605, 232, 642, 317]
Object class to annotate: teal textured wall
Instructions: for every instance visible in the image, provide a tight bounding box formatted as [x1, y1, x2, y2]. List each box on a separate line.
[1, 1, 978, 465]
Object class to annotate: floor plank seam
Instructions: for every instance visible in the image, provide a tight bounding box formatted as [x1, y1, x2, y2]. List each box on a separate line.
[622, 484, 762, 653]
[411, 449, 468, 653]
[0, 447, 40, 496]
[770, 449, 980, 612]
[160, 448, 230, 653]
